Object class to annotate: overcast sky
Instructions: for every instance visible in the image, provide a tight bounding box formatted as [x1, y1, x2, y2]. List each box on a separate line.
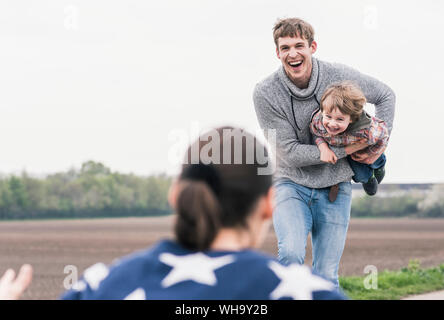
[0, 0, 442, 183]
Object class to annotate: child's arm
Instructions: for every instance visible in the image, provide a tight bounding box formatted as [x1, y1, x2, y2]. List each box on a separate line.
[351, 119, 389, 164]
[318, 141, 338, 164]
[367, 120, 389, 155]
[310, 110, 338, 164]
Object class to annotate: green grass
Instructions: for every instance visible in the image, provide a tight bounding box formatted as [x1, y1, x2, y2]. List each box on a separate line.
[339, 260, 444, 299]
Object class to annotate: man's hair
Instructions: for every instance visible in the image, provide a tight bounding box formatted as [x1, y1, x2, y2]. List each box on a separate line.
[273, 18, 315, 48]
[320, 81, 367, 123]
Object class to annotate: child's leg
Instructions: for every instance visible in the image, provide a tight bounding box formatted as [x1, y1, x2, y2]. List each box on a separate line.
[346, 157, 373, 183]
[370, 154, 386, 184]
[369, 153, 386, 170]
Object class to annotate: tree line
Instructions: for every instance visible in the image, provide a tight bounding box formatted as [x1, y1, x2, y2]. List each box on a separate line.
[351, 184, 444, 218]
[0, 161, 443, 220]
[0, 161, 172, 220]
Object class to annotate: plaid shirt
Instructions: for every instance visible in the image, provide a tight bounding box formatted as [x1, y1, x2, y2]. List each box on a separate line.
[310, 110, 389, 159]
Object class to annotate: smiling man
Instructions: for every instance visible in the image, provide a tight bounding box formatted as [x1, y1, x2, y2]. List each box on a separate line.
[253, 18, 395, 288]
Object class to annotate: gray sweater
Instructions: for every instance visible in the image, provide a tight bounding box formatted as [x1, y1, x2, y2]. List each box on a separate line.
[253, 57, 395, 188]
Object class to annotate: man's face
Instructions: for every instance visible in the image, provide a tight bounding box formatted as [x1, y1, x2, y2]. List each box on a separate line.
[321, 108, 352, 136]
[276, 36, 317, 88]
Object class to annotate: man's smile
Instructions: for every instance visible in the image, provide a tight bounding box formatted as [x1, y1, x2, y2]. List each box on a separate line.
[288, 60, 303, 71]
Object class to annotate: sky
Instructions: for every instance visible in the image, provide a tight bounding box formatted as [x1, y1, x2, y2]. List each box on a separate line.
[0, 0, 443, 183]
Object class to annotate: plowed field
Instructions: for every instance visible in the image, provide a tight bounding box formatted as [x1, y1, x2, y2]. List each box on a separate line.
[1, 217, 443, 299]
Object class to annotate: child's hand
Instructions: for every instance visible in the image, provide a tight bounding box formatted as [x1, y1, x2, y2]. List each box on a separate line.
[319, 144, 338, 164]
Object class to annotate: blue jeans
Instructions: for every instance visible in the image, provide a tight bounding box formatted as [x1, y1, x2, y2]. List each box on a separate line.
[272, 179, 352, 288]
[347, 154, 386, 183]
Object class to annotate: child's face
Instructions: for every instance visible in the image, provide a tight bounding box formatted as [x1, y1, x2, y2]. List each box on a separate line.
[321, 108, 352, 136]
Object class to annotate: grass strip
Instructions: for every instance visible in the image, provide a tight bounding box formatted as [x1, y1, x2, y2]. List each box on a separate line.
[339, 260, 444, 300]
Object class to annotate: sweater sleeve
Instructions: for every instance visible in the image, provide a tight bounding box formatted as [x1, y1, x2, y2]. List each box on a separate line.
[309, 110, 328, 146]
[334, 64, 396, 135]
[253, 86, 347, 168]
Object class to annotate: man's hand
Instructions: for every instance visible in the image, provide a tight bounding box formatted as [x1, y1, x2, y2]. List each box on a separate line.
[319, 143, 338, 164]
[345, 140, 368, 155]
[0, 264, 33, 300]
[351, 146, 386, 165]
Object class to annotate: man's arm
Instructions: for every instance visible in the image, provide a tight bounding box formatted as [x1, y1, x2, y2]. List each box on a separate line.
[335, 64, 396, 135]
[253, 87, 348, 169]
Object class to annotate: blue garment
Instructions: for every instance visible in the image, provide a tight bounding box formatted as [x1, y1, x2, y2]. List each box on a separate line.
[347, 154, 386, 183]
[61, 239, 346, 300]
[272, 179, 352, 288]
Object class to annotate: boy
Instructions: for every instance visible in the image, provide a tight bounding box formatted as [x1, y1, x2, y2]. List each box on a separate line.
[310, 81, 389, 195]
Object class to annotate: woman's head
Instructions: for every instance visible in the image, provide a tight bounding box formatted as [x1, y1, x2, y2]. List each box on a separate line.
[168, 126, 273, 251]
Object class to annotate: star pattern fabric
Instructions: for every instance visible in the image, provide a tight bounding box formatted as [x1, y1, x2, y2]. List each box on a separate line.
[124, 288, 146, 300]
[159, 252, 235, 288]
[60, 240, 345, 300]
[71, 263, 109, 292]
[268, 262, 334, 300]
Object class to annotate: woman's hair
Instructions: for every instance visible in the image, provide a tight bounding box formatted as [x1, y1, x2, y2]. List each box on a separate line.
[320, 81, 367, 123]
[174, 126, 273, 251]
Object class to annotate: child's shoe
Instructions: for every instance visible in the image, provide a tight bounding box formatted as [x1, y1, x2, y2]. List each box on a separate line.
[363, 176, 378, 196]
[374, 166, 385, 184]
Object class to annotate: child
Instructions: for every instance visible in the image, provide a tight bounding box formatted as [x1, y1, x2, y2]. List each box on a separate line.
[310, 81, 389, 196]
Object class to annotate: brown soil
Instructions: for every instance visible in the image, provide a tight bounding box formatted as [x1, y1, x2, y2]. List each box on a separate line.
[1, 217, 444, 300]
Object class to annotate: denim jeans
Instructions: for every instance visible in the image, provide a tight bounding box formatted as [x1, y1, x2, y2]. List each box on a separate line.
[272, 179, 352, 288]
[347, 153, 386, 183]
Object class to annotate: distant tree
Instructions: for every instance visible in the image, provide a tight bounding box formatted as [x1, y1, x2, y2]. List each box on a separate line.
[9, 176, 29, 211]
[417, 184, 444, 217]
[80, 161, 111, 176]
[351, 194, 421, 217]
[0, 180, 13, 218]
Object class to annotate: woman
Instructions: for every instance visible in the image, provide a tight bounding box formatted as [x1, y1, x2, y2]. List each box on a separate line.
[1, 127, 345, 300]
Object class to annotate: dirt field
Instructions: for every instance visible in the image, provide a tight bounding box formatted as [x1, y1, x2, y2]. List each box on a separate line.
[1, 216, 444, 300]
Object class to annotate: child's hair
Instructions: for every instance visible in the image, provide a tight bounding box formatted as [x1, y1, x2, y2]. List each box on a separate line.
[320, 81, 367, 123]
[174, 126, 272, 251]
[273, 17, 315, 48]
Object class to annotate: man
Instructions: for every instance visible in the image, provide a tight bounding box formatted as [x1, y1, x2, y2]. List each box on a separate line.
[253, 18, 395, 287]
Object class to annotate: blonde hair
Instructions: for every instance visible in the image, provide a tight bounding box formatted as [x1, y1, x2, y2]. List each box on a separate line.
[320, 81, 366, 122]
[273, 17, 315, 48]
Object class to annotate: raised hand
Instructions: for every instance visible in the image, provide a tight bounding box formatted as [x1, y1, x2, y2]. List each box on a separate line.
[0, 264, 33, 300]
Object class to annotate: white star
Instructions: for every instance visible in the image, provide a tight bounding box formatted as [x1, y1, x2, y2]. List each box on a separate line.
[124, 288, 146, 300]
[159, 252, 235, 288]
[268, 262, 334, 300]
[71, 280, 87, 291]
[82, 263, 109, 291]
